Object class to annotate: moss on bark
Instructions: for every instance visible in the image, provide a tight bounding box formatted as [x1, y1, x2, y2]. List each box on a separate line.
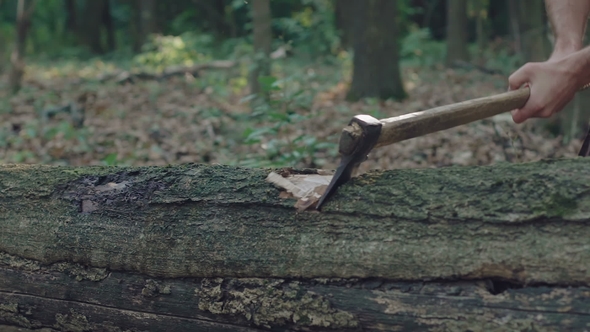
[0, 159, 589, 285]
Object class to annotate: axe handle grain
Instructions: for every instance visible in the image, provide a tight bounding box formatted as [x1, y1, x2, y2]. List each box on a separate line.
[373, 87, 530, 149]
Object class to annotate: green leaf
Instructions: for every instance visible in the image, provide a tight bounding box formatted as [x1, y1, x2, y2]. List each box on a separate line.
[244, 127, 274, 144]
[258, 76, 281, 93]
[102, 153, 119, 166]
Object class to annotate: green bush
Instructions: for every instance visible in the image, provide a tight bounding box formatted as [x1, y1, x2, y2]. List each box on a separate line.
[400, 27, 446, 67]
[132, 32, 214, 70]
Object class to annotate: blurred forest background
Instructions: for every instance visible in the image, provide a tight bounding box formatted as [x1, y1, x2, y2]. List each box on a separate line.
[0, 0, 588, 172]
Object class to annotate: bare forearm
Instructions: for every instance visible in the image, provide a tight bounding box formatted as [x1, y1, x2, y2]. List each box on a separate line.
[545, 0, 590, 55]
[563, 45, 590, 87]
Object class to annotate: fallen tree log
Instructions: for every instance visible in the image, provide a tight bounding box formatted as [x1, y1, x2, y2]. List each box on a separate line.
[1, 159, 590, 331]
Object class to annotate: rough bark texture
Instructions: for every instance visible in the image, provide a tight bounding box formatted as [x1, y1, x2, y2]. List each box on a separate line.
[347, 0, 407, 101]
[445, 0, 469, 65]
[1, 159, 590, 331]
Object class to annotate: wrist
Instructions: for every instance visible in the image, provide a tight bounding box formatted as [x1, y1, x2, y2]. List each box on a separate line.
[559, 47, 590, 87]
[551, 40, 583, 60]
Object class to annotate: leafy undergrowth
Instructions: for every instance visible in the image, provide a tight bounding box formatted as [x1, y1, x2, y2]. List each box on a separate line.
[0, 56, 583, 174]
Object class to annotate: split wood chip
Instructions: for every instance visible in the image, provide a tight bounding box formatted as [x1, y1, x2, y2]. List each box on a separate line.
[266, 171, 333, 212]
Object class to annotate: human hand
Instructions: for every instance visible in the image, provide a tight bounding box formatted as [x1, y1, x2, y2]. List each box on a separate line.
[508, 53, 582, 124]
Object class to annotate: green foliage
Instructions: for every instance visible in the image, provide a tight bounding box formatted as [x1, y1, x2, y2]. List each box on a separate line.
[272, 0, 340, 56]
[474, 45, 523, 75]
[397, 0, 424, 38]
[400, 28, 446, 67]
[133, 32, 214, 70]
[239, 73, 336, 168]
[102, 153, 120, 166]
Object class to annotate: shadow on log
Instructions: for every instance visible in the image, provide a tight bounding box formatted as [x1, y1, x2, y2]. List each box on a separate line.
[1, 159, 590, 331]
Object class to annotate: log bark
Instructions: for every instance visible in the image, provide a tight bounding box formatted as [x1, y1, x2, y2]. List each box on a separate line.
[1, 159, 590, 331]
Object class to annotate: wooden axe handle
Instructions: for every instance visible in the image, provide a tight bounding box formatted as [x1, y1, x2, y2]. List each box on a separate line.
[374, 87, 530, 149]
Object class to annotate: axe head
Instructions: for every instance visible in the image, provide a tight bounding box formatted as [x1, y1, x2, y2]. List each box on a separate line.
[316, 114, 382, 210]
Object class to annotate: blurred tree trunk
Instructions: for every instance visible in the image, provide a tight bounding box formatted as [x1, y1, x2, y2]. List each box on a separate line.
[507, 0, 521, 54]
[445, 0, 469, 65]
[516, 0, 549, 62]
[137, 0, 158, 49]
[64, 0, 77, 31]
[103, 0, 115, 52]
[80, 0, 108, 54]
[248, 0, 272, 97]
[487, 0, 509, 39]
[195, 0, 230, 37]
[421, 0, 442, 30]
[347, 0, 406, 101]
[8, 0, 36, 94]
[471, 0, 489, 61]
[553, 26, 590, 143]
[335, 0, 354, 50]
[227, 4, 238, 38]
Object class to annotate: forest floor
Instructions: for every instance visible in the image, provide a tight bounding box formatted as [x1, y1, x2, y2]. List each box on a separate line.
[0, 55, 584, 173]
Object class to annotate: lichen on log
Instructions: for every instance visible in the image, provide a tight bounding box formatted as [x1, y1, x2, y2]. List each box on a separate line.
[1, 160, 590, 284]
[1, 159, 590, 330]
[2, 252, 590, 331]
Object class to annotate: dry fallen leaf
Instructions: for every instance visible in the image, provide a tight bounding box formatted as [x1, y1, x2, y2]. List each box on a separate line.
[0, 64, 582, 172]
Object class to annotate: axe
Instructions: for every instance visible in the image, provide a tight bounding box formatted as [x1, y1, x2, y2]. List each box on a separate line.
[316, 85, 590, 210]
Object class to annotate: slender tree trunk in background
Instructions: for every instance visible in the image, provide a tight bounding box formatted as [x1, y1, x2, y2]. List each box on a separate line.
[103, 0, 115, 52]
[8, 0, 36, 94]
[138, 0, 158, 49]
[554, 26, 590, 143]
[196, 0, 230, 37]
[248, 0, 272, 97]
[227, 4, 238, 38]
[129, 0, 141, 53]
[422, 0, 441, 29]
[507, 0, 521, 54]
[445, 0, 469, 65]
[347, 0, 406, 101]
[81, 0, 107, 54]
[472, 0, 489, 63]
[487, 0, 510, 39]
[335, 0, 354, 50]
[64, 0, 77, 31]
[516, 0, 549, 62]
[0, 0, 6, 73]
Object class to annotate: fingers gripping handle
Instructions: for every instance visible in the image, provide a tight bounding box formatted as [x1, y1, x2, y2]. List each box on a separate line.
[373, 87, 531, 149]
